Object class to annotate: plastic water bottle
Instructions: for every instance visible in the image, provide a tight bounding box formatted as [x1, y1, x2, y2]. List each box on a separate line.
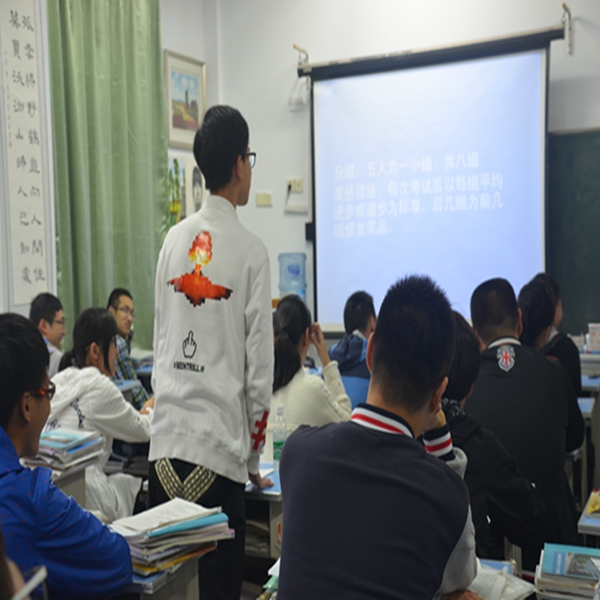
[273, 404, 287, 471]
[278, 253, 307, 302]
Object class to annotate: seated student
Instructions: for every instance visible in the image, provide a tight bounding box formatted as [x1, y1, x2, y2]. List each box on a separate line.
[0, 313, 131, 598]
[107, 288, 152, 410]
[270, 294, 351, 432]
[29, 292, 66, 378]
[46, 308, 151, 522]
[443, 311, 546, 568]
[277, 276, 477, 600]
[518, 279, 582, 426]
[533, 272, 582, 395]
[467, 278, 584, 557]
[328, 290, 376, 408]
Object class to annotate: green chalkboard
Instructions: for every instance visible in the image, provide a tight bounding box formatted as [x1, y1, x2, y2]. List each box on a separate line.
[548, 129, 600, 334]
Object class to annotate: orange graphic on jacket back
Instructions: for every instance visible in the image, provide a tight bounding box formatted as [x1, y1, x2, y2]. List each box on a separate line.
[168, 231, 232, 307]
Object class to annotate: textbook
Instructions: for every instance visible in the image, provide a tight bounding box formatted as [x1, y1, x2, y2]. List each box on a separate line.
[110, 498, 221, 539]
[131, 544, 217, 576]
[580, 492, 600, 536]
[39, 437, 104, 463]
[39, 429, 100, 452]
[542, 545, 600, 581]
[24, 430, 105, 472]
[112, 498, 230, 578]
[535, 545, 600, 599]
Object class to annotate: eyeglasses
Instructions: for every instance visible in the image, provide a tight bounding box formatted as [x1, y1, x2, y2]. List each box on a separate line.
[12, 565, 48, 600]
[52, 318, 65, 328]
[117, 306, 135, 318]
[26, 382, 56, 402]
[245, 152, 256, 169]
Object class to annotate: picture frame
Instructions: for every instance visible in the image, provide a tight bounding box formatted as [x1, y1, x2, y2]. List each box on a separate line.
[164, 50, 206, 149]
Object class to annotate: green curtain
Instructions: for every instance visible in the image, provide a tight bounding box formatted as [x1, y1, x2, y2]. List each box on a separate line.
[47, 0, 168, 349]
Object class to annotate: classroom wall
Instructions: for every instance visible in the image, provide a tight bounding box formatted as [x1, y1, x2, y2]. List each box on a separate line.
[193, 0, 600, 316]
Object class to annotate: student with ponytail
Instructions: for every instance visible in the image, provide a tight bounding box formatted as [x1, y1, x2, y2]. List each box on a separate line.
[517, 280, 556, 349]
[270, 295, 351, 432]
[47, 308, 152, 522]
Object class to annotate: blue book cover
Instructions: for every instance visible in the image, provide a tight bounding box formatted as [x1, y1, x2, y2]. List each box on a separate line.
[148, 511, 228, 539]
[542, 543, 600, 581]
[40, 429, 97, 450]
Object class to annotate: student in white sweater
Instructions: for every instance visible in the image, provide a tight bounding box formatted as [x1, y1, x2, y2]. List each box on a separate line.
[46, 308, 152, 522]
[270, 295, 351, 432]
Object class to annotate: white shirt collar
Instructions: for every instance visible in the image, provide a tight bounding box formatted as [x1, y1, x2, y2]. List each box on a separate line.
[487, 336, 521, 349]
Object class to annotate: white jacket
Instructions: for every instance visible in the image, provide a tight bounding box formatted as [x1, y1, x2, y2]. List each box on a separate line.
[150, 195, 273, 484]
[47, 366, 151, 521]
[270, 362, 352, 432]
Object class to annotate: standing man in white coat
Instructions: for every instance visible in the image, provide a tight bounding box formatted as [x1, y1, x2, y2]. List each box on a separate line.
[149, 105, 273, 600]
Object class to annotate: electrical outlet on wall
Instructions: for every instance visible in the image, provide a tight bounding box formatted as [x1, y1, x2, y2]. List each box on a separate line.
[286, 178, 303, 193]
[256, 192, 273, 207]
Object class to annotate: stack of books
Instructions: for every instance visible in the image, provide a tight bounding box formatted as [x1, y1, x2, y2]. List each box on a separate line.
[24, 429, 105, 472]
[579, 490, 600, 536]
[111, 498, 233, 576]
[535, 543, 600, 599]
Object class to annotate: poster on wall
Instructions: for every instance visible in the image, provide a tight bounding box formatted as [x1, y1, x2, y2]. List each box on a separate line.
[185, 156, 205, 215]
[164, 50, 206, 149]
[167, 154, 207, 229]
[1, 0, 49, 305]
[168, 155, 185, 227]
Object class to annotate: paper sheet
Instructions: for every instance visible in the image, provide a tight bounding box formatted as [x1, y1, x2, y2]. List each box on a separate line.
[111, 498, 220, 534]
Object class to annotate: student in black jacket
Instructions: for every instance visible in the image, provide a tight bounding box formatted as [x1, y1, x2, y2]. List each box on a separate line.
[467, 279, 584, 562]
[443, 311, 546, 569]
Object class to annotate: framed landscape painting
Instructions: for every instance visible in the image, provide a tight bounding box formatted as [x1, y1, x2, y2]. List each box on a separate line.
[164, 50, 206, 149]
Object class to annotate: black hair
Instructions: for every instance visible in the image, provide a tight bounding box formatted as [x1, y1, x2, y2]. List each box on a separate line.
[273, 295, 312, 394]
[518, 280, 555, 348]
[29, 292, 63, 326]
[193, 105, 249, 192]
[371, 275, 455, 413]
[532, 272, 561, 307]
[470, 278, 519, 345]
[0, 313, 49, 430]
[445, 312, 481, 402]
[343, 291, 376, 335]
[107, 288, 132, 310]
[59, 308, 118, 372]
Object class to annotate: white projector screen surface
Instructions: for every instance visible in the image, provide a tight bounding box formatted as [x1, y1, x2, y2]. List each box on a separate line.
[314, 49, 546, 330]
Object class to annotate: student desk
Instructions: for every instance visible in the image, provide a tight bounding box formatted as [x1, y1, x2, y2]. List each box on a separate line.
[114, 378, 143, 404]
[52, 464, 87, 507]
[245, 464, 282, 559]
[134, 364, 153, 378]
[134, 364, 154, 395]
[579, 397, 596, 422]
[569, 398, 596, 503]
[581, 375, 600, 394]
[580, 379, 600, 490]
[581, 354, 600, 377]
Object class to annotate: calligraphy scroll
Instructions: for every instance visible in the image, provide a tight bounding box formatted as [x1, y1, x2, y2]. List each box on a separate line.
[1, 0, 48, 305]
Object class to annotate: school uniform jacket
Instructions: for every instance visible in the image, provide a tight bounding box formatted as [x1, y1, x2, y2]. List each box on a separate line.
[277, 404, 476, 600]
[443, 398, 546, 567]
[466, 337, 584, 545]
